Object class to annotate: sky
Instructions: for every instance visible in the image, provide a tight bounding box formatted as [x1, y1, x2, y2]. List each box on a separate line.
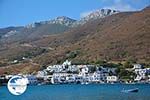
[0, 0, 149, 28]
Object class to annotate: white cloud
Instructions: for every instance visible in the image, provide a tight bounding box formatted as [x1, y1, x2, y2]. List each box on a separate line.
[103, 0, 136, 11]
[104, 4, 136, 11]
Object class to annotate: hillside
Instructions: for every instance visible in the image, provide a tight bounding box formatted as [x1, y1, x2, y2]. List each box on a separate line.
[0, 7, 149, 74]
[32, 7, 150, 65]
[0, 16, 76, 44]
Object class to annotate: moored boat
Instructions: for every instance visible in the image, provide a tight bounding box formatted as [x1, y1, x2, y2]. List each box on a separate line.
[121, 88, 139, 93]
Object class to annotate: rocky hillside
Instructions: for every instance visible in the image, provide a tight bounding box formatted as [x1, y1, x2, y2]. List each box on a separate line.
[73, 9, 119, 26]
[31, 7, 150, 65]
[0, 9, 118, 44]
[0, 7, 149, 74]
[0, 16, 76, 44]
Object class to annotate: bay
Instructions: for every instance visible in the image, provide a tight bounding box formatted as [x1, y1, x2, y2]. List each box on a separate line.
[0, 84, 150, 100]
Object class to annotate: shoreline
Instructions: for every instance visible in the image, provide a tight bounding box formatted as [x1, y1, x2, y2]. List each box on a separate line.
[1, 82, 150, 87]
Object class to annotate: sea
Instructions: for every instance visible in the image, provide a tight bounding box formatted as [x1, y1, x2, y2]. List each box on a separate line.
[0, 84, 150, 100]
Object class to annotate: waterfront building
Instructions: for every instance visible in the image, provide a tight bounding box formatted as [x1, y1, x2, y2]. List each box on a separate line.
[52, 73, 69, 84]
[134, 68, 150, 82]
[26, 75, 38, 85]
[148, 75, 150, 82]
[106, 76, 118, 83]
[5, 75, 13, 79]
[66, 74, 76, 83]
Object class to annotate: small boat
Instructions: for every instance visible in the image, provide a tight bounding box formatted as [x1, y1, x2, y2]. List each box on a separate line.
[121, 88, 139, 93]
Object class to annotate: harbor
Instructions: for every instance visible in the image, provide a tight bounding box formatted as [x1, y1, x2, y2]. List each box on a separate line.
[0, 84, 150, 100]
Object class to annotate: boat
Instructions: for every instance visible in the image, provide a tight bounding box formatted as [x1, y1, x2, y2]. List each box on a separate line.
[121, 88, 139, 93]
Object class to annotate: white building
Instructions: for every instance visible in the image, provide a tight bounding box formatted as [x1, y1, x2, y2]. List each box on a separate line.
[106, 76, 118, 83]
[46, 60, 72, 73]
[5, 75, 13, 79]
[47, 65, 64, 73]
[63, 60, 71, 66]
[68, 65, 78, 72]
[89, 72, 102, 83]
[133, 64, 142, 69]
[148, 75, 150, 82]
[66, 74, 76, 83]
[134, 75, 142, 81]
[52, 73, 68, 84]
[36, 70, 47, 78]
[26, 75, 38, 85]
[134, 68, 150, 81]
[81, 66, 89, 74]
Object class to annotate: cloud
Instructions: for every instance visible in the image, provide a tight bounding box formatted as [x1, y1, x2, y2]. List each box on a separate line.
[104, 4, 136, 11]
[103, 0, 136, 11]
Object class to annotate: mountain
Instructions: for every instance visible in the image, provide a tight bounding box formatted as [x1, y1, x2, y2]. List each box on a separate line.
[0, 16, 76, 44]
[0, 9, 118, 44]
[26, 16, 77, 28]
[31, 7, 150, 65]
[73, 9, 119, 26]
[0, 7, 149, 74]
[0, 26, 23, 39]
[46, 16, 77, 26]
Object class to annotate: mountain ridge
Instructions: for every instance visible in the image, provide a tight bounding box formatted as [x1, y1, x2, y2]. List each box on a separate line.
[0, 7, 149, 74]
[0, 8, 119, 44]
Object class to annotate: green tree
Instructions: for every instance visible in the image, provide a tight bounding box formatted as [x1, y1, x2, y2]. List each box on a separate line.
[117, 67, 136, 81]
[123, 61, 132, 68]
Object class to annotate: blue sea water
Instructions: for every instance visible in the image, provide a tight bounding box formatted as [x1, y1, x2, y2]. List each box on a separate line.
[0, 84, 150, 100]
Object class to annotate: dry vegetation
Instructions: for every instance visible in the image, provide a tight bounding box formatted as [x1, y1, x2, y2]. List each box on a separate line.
[0, 7, 149, 74]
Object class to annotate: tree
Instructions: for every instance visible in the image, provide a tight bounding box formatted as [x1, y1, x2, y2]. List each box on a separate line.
[123, 61, 133, 68]
[117, 67, 136, 81]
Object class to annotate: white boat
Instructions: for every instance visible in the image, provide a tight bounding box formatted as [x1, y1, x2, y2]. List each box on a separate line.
[121, 88, 139, 93]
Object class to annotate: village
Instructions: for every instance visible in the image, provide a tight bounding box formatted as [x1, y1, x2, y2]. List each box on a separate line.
[0, 60, 150, 85]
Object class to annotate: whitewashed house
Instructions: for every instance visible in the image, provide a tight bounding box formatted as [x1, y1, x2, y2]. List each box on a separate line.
[134, 75, 142, 81]
[134, 68, 150, 81]
[148, 75, 150, 82]
[106, 76, 118, 83]
[89, 72, 101, 83]
[68, 65, 79, 72]
[63, 60, 71, 66]
[36, 70, 47, 78]
[5, 75, 13, 79]
[81, 66, 89, 74]
[46, 65, 64, 73]
[66, 74, 76, 83]
[26, 75, 38, 85]
[133, 64, 142, 69]
[52, 73, 69, 84]
[79, 65, 89, 78]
